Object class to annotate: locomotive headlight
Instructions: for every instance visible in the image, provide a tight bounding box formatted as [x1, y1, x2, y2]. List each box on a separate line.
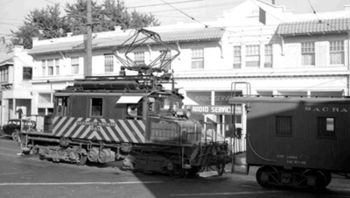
[186, 109, 191, 118]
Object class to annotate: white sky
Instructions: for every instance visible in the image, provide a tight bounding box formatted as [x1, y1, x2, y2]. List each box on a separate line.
[0, 0, 349, 36]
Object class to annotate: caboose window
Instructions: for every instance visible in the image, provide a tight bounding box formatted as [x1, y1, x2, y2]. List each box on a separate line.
[90, 98, 103, 117]
[318, 117, 336, 137]
[276, 116, 292, 136]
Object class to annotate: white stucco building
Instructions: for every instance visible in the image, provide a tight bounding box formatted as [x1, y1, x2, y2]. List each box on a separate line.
[6, 0, 350, 150]
[0, 46, 33, 124]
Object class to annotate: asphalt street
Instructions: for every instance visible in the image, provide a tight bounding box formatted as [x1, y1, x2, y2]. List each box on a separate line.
[0, 137, 349, 198]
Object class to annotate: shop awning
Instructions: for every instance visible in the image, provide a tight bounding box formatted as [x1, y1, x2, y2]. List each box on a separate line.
[116, 96, 143, 104]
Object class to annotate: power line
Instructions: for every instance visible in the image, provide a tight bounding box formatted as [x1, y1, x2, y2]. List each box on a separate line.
[307, 0, 320, 20]
[129, 0, 203, 9]
[151, 1, 237, 14]
[159, 0, 209, 28]
[306, 0, 338, 29]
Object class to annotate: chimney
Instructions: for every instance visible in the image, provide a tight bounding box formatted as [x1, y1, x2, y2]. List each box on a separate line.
[32, 37, 39, 46]
[67, 32, 73, 37]
[271, 0, 275, 4]
[114, 26, 122, 31]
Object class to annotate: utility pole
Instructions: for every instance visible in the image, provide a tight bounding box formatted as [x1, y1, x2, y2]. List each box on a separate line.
[84, 0, 92, 77]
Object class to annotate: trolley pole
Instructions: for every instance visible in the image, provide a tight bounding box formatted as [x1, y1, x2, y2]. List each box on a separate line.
[84, 0, 92, 77]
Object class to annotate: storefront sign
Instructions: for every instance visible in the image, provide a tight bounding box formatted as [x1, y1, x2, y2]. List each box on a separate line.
[186, 105, 242, 115]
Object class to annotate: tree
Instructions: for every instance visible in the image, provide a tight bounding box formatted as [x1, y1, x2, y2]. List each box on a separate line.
[65, 0, 104, 35]
[11, 4, 69, 49]
[12, 0, 160, 49]
[65, 0, 160, 34]
[129, 10, 159, 29]
[101, 0, 131, 30]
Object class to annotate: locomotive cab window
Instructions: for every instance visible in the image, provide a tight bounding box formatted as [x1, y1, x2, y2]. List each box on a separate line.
[56, 96, 68, 116]
[276, 116, 292, 136]
[127, 104, 141, 119]
[160, 96, 182, 114]
[318, 117, 336, 138]
[90, 98, 103, 117]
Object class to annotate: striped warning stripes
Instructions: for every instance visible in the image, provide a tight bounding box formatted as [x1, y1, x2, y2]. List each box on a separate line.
[52, 116, 146, 143]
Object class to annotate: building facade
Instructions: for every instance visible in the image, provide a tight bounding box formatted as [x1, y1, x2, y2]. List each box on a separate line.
[21, 0, 350, 150]
[0, 46, 33, 125]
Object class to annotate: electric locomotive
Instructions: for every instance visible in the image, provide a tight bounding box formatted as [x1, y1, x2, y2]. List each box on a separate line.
[13, 29, 229, 176]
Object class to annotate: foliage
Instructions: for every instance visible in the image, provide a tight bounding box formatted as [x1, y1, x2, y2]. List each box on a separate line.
[11, 0, 160, 49]
[11, 4, 69, 49]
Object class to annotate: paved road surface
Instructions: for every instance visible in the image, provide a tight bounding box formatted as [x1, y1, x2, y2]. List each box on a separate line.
[0, 137, 349, 198]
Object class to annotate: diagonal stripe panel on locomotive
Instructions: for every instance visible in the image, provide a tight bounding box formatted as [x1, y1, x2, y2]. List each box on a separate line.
[125, 120, 145, 142]
[108, 119, 128, 142]
[63, 117, 84, 137]
[53, 116, 67, 134]
[100, 118, 120, 142]
[77, 118, 94, 139]
[119, 120, 139, 142]
[52, 116, 146, 143]
[71, 118, 92, 138]
[97, 118, 113, 141]
[55, 117, 76, 136]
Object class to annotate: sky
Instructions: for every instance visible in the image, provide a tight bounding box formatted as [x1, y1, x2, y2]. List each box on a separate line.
[0, 0, 350, 37]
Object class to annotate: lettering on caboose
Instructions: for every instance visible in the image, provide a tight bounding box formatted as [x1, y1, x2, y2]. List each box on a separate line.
[304, 106, 348, 113]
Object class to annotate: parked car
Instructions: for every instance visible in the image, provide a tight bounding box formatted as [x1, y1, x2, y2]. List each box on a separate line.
[2, 119, 36, 139]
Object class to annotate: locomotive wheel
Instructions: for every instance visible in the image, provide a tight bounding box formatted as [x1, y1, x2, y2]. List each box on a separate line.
[303, 170, 330, 189]
[322, 171, 332, 187]
[39, 154, 46, 160]
[187, 166, 201, 177]
[77, 154, 87, 165]
[77, 149, 88, 165]
[29, 146, 39, 155]
[345, 173, 350, 179]
[216, 162, 225, 176]
[256, 166, 279, 188]
[11, 131, 18, 142]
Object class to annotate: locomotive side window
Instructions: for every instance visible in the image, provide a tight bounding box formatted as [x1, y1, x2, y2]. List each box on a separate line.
[127, 105, 138, 118]
[90, 98, 103, 117]
[318, 117, 336, 137]
[56, 97, 68, 116]
[276, 116, 292, 136]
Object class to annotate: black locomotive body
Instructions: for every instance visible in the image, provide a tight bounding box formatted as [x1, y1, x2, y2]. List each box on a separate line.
[229, 96, 350, 188]
[16, 74, 228, 175]
[14, 29, 229, 176]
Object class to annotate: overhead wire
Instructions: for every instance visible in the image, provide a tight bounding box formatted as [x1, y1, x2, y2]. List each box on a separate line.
[306, 0, 338, 29]
[129, 0, 203, 9]
[157, 0, 246, 34]
[152, 1, 238, 14]
[159, 0, 210, 28]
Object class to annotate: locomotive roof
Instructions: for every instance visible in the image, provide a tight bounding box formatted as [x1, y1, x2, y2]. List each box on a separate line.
[229, 95, 350, 104]
[55, 88, 183, 98]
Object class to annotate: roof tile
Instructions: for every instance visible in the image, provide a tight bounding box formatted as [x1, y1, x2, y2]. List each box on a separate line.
[277, 18, 350, 36]
[29, 27, 224, 55]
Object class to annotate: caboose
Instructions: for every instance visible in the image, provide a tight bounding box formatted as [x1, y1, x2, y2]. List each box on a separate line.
[229, 96, 350, 189]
